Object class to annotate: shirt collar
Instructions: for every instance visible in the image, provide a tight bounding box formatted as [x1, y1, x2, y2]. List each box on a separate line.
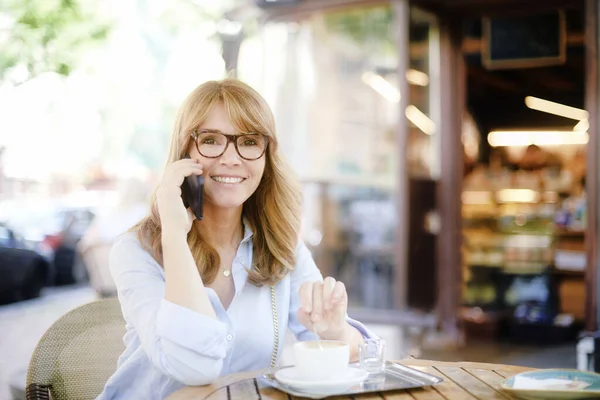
[241, 217, 254, 244]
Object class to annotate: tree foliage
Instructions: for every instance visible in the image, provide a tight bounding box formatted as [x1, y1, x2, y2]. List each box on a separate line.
[0, 0, 111, 84]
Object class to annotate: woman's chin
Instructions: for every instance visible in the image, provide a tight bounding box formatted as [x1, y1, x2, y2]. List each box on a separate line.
[214, 202, 244, 210]
[205, 196, 247, 211]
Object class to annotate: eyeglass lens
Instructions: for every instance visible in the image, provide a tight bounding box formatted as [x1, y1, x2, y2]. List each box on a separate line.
[195, 131, 267, 160]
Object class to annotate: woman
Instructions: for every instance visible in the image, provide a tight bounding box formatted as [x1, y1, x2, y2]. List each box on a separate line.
[98, 79, 373, 399]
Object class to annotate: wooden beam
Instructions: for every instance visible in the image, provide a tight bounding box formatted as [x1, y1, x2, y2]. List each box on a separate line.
[406, 31, 584, 61]
[436, 16, 464, 338]
[426, 0, 579, 6]
[251, 0, 584, 22]
[411, 0, 584, 17]
[461, 33, 584, 55]
[393, 0, 410, 311]
[584, 0, 598, 333]
[467, 67, 520, 92]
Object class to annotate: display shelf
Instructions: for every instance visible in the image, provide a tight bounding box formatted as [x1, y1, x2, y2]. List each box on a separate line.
[461, 185, 586, 342]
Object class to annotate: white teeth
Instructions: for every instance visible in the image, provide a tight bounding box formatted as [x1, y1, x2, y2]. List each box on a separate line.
[212, 176, 244, 184]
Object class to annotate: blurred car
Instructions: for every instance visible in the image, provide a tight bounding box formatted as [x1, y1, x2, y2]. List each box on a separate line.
[0, 222, 28, 249]
[51, 207, 96, 285]
[1, 192, 113, 286]
[12, 206, 96, 285]
[0, 223, 50, 304]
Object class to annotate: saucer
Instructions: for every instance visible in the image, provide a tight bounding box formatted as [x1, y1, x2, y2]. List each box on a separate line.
[501, 369, 600, 399]
[274, 366, 368, 393]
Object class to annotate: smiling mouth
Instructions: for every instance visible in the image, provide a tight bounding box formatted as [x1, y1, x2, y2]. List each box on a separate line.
[211, 176, 246, 184]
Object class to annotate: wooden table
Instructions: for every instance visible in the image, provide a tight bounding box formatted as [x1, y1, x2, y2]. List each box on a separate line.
[167, 359, 533, 399]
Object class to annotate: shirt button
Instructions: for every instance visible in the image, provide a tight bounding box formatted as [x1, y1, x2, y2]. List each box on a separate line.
[226, 334, 233, 341]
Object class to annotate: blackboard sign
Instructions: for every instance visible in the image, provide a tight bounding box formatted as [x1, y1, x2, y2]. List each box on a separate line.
[482, 10, 566, 70]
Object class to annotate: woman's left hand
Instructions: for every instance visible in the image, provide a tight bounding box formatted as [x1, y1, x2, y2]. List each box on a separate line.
[297, 277, 351, 341]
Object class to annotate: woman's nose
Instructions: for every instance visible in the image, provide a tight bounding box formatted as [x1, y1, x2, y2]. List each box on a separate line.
[219, 141, 242, 165]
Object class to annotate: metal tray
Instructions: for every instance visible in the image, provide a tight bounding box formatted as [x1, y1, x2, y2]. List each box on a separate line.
[259, 361, 443, 399]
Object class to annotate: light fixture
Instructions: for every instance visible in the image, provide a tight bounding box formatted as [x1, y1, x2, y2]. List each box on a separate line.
[525, 96, 588, 121]
[574, 119, 589, 132]
[362, 71, 435, 135]
[488, 130, 589, 147]
[496, 189, 540, 203]
[405, 105, 436, 135]
[406, 69, 429, 86]
[462, 191, 493, 205]
[362, 72, 400, 103]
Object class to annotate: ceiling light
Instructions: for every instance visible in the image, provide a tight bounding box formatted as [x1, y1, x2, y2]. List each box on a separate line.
[574, 119, 589, 132]
[362, 72, 400, 103]
[405, 105, 436, 135]
[488, 130, 589, 147]
[462, 191, 493, 205]
[406, 69, 429, 86]
[496, 189, 540, 203]
[525, 96, 588, 121]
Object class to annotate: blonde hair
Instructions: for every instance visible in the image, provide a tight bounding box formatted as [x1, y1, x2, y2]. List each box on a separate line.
[133, 79, 302, 286]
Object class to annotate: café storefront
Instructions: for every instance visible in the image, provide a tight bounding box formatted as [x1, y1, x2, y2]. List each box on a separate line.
[228, 0, 600, 345]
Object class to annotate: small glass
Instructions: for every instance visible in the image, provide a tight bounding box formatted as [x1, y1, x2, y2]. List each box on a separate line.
[359, 338, 386, 375]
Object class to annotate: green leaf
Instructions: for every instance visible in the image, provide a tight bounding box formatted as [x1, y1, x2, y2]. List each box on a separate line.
[0, 0, 113, 83]
[56, 63, 70, 76]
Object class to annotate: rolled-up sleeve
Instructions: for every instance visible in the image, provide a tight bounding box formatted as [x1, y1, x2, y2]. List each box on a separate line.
[288, 239, 376, 341]
[110, 235, 228, 386]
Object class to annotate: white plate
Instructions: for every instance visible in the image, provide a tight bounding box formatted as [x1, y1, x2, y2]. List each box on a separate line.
[501, 369, 600, 400]
[274, 366, 368, 394]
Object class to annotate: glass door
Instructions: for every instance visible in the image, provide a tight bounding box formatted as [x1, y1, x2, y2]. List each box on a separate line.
[240, 4, 400, 310]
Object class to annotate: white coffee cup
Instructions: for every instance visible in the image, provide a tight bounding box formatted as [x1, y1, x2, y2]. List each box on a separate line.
[293, 340, 350, 380]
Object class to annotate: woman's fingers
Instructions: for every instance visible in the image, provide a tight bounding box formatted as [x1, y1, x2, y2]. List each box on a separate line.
[311, 281, 324, 327]
[299, 281, 314, 314]
[322, 276, 336, 310]
[298, 279, 349, 336]
[332, 281, 347, 306]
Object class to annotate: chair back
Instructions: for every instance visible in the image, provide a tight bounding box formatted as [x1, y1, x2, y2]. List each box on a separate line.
[26, 297, 125, 400]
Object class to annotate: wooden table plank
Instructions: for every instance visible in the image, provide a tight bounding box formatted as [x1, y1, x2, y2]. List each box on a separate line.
[173, 369, 268, 400]
[205, 389, 229, 400]
[401, 360, 496, 370]
[397, 366, 445, 399]
[492, 367, 524, 379]
[434, 366, 510, 399]
[228, 378, 261, 400]
[378, 390, 415, 399]
[416, 366, 477, 400]
[353, 393, 388, 399]
[407, 387, 445, 400]
[465, 368, 508, 391]
[256, 386, 291, 399]
[167, 360, 535, 400]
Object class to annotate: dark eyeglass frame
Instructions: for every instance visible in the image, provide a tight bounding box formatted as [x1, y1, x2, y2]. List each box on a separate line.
[191, 129, 270, 161]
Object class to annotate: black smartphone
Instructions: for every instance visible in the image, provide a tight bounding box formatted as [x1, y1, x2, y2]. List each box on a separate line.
[181, 155, 204, 220]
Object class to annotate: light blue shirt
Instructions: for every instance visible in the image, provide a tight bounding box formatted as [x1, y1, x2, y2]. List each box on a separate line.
[98, 223, 373, 400]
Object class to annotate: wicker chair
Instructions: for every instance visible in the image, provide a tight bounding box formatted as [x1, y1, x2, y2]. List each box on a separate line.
[26, 297, 126, 400]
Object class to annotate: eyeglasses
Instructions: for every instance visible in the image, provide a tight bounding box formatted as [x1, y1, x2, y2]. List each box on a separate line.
[191, 129, 270, 161]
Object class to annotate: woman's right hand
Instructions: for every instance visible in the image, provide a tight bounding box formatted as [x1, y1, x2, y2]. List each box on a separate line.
[156, 158, 203, 235]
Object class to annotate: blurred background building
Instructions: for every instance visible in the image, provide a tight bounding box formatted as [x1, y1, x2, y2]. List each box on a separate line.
[226, 0, 597, 350]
